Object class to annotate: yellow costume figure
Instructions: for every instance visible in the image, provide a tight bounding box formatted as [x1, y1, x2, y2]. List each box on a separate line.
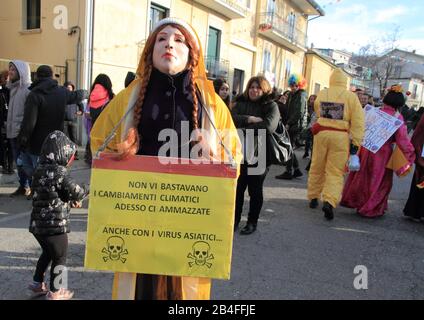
[307, 69, 364, 219]
[90, 18, 241, 300]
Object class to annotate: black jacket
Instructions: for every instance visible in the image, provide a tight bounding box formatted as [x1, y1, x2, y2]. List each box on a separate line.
[65, 101, 84, 122]
[276, 100, 288, 125]
[286, 89, 307, 131]
[29, 131, 88, 236]
[0, 86, 9, 129]
[18, 78, 87, 155]
[231, 93, 280, 165]
[231, 93, 280, 133]
[137, 68, 202, 157]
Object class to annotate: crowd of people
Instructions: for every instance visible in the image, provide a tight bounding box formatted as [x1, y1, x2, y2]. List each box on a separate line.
[0, 17, 423, 301]
[0, 61, 119, 299]
[212, 69, 423, 224]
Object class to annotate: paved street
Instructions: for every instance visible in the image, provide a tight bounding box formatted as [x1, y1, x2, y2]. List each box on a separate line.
[0, 150, 423, 300]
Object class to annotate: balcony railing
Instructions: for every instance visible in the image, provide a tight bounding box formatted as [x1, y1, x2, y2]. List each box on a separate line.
[193, 0, 247, 19]
[258, 12, 307, 51]
[205, 56, 230, 80]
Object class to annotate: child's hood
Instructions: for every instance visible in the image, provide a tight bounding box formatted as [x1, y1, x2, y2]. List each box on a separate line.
[39, 131, 77, 166]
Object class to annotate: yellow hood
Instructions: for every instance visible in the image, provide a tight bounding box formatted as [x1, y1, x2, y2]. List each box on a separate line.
[329, 68, 348, 88]
[91, 21, 242, 166]
[314, 68, 365, 146]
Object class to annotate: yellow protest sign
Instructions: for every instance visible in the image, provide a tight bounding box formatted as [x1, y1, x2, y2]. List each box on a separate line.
[84, 154, 237, 279]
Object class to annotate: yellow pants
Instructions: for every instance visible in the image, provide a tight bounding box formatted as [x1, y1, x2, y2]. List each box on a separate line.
[111, 272, 211, 300]
[307, 130, 349, 208]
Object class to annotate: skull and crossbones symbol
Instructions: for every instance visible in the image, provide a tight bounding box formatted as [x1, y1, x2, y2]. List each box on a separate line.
[102, 236, 128, 263]
[187, 241, 214, 268]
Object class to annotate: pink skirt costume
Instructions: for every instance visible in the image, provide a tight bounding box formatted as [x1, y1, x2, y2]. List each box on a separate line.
[340, 105, 415, 217]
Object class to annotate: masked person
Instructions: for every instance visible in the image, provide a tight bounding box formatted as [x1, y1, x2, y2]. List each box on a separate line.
[307, 68, 365, 220]
[90, 18, 241, 300]
[84, 74, 114, 166]
[341, 85, 415, 218]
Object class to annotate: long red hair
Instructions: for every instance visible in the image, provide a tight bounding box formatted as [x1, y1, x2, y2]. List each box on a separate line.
[118, 24, 200, 158]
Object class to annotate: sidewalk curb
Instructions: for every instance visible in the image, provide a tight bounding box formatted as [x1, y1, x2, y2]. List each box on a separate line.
[0, 171, 18, 186]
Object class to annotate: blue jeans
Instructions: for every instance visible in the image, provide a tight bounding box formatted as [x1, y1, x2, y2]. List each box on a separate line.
[9, 139, 37, 188]
[20, 151, 38, 186]
[10, 138, 29, 188]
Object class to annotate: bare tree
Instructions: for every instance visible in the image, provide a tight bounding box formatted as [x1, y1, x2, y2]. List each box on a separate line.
[351, 27, 405, 97]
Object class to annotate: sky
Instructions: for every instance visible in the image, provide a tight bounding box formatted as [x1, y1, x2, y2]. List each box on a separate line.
[308, 0, 424, 55]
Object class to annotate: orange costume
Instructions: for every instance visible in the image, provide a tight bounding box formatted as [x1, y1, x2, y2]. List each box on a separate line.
[90, 18, 241, 300]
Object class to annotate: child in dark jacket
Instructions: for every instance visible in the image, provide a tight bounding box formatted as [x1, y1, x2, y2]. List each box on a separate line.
[28, 130, 88, 300]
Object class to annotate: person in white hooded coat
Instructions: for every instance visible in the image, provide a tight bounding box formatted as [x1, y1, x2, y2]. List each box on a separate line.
[6, 60, 32, 196]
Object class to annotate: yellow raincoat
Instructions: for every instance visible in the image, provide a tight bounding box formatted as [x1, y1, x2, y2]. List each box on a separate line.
[90, 24, 241, 300]
[307, 69, 364, 208]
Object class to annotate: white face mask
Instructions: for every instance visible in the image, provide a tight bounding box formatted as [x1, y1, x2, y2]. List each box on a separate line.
[152, 26, 190, 76]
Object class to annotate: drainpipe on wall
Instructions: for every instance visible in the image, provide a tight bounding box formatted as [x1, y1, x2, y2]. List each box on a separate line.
[252, 0, 262, 76]
[74, 0, 94, 147]
[65, 60, 69, 83]
[90, 1, 95, 87]
[76, 27, 81, 88]
[307, 14, 323, 46]
[68, 26, 82, 88]
[304, 13, 323, 88]
[83, 0, 95, 90]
